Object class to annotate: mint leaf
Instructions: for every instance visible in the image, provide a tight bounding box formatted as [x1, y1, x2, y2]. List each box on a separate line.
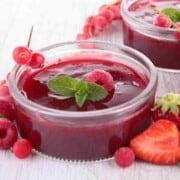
[75, 89, 88, 107]
[162, 8, 180, 22]
[47, 75, 109, 107]
[87, 83, 108, 101]
[0, 114, 4, 118]
[47, 75, 79, 97]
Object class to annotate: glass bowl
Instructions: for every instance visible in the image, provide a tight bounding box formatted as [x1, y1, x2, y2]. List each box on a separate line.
[8, 41, 157, 161]
[121, 0, 180, 72]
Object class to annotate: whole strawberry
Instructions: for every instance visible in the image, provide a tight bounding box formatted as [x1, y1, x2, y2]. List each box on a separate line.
[151, 93, 180, 128]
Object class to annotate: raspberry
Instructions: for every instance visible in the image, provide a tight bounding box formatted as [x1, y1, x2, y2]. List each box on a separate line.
[0, 118, 18, 149]
[28, 52, 45, 68]
[114, 147, 135, 168]
[153, 15, 171, 28]
[85, 69, 114, 92]
[0, 81, 14, 106]
[0, 100, 16, 121]
[13, 46, 32, 64]
[12, 139, 32, 159]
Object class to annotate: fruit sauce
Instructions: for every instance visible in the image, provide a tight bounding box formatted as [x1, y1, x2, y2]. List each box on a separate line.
[122, 0, 180, 70]
[21, 59, 147, 111]
[15, 58, 153, 161]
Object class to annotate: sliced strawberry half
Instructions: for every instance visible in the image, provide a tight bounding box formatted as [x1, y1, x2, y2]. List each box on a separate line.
[130, 119, 180, 165]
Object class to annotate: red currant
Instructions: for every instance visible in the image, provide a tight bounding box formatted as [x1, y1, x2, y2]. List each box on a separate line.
[13, 46, 32, 64]
[114, 147, 135, 168]
[94, 15, 108, 31]
[28, 52, 45, 68]
[12, 139, 32, 159]
[99, 9, 115, 22]
[76, 33, 89, 40]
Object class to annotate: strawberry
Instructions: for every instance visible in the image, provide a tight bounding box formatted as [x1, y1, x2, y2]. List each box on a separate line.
[151, 93, 180, 128]
[130, 119, 180, 165]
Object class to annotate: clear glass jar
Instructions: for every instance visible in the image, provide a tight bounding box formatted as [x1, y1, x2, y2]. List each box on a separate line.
[121, 0, 180, 72]
[8, 41, 157, 161]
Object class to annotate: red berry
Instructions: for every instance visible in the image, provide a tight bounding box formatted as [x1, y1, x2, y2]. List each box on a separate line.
[0, 118, 18, 149]
[0, 100, 16, 121]
[85, 69, 114, 92]
[153, 15, 171, 28]
[99, 9, 115, 22]
[173, 22, 180, 40]
[98, 4, 109, 12]
[13, 46, 32, 64]
[114, 147, 135, 168]
[109, 5, 121, 19]
[76, 33, 89, 40]
[83, 24, 95, 36]
[28, 52, 45, 68]
[94, 15, 108, 31]
[13, 139, 32, 159]
[85, 16, 94, 24]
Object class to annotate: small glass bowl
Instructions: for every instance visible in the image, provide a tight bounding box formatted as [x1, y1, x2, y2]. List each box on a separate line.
[8, 41, 157, 161]
[121, 0, 180, 72]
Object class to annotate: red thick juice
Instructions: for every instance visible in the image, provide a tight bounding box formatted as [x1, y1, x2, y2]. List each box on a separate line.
[122, 0, 180, 70]
[15, 58, 153, 160]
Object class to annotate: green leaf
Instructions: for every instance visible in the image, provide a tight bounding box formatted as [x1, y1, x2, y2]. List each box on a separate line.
[47, 75, 109, 107]
[162, 8, 180, 22]
[75, 88, 88, 107]
[87, 83, 108, 101]
[47, 75, 79, 97]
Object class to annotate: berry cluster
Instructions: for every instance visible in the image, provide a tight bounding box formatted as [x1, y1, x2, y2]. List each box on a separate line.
[76, 0, 121, 40]
[13, 46, 45, 68]
[0, 80, 32, 159]
[150, 6, 180, 40]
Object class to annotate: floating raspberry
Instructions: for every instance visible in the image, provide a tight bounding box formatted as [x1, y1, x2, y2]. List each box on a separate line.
[114, 147, 135, 168]
[85, 69, 114, 92]
[0, 118, 18, 149]
[12, 139, 32, 159]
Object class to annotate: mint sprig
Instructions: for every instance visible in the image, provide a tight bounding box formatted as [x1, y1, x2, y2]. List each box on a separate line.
[162, 8, 180, 23]
[47, 75, 108, 107]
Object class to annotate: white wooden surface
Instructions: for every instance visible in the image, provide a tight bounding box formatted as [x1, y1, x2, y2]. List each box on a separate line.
[0, 0, 180, 179]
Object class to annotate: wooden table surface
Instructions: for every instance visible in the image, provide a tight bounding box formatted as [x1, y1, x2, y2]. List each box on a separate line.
[0, 0, 180, 179]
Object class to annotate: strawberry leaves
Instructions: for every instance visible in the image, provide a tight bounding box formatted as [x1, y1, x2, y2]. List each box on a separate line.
[152, 93, 180, 115]
[47, 75, 108, 107]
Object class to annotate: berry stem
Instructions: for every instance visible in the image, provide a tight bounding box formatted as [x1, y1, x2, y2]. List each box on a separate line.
[148, 5, 180, 32]
[26, 26, 34, 48]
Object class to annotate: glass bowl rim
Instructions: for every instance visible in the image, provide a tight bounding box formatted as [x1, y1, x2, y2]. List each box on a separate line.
[8, 40, 157, 118]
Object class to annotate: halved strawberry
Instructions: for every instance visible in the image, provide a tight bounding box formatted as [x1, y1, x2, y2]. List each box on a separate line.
[130, 119, 180, 165]
[151, 93, 180, 128]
